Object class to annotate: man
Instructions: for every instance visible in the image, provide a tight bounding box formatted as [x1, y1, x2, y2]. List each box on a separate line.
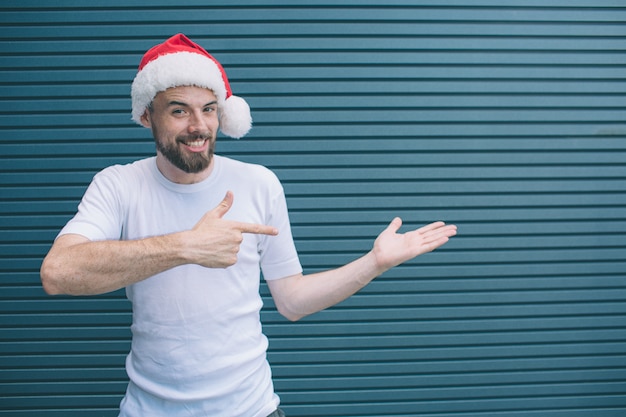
[40, 34, 457, 417]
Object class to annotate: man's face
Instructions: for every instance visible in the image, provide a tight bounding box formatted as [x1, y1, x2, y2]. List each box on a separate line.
[142, 86, 219, 175]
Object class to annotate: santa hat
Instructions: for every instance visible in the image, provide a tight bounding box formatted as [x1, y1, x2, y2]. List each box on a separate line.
[131, 33, 251, 139]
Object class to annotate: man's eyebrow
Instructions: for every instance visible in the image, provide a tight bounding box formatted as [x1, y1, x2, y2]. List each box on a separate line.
[167, 100, 218, 107]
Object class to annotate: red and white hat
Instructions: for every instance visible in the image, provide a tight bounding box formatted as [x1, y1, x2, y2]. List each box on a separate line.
[131, 33, 252, 139]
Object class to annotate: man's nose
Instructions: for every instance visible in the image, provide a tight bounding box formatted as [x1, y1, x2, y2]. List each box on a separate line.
[188, 112, 209, 134]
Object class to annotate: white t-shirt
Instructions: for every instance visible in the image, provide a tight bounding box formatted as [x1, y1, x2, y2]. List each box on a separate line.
[59, 155, 302, 417]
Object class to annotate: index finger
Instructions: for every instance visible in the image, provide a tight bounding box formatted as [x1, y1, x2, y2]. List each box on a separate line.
[233, 221, 279, 236]
[416, 221, 447, 234]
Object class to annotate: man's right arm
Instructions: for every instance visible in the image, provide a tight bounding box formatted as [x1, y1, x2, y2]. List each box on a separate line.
[40, 191, 278, 296]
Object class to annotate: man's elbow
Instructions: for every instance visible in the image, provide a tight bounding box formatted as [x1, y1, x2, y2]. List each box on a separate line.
[279, 310, 304, 322]
[269, 275, 310, 322]
[275, 302, 305, 322]
[40, 256, 66, 295]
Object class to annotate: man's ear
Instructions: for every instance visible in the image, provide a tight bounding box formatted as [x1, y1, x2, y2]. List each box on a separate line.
[139, 109, 151, 128]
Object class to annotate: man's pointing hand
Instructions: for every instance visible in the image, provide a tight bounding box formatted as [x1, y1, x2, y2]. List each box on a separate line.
[186, 191, 278, 268]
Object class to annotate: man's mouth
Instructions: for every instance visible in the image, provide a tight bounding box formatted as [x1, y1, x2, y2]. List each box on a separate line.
[179, 137, 210, 152]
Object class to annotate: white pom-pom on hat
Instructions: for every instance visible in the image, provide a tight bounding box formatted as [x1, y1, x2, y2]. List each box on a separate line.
[219, 94, 252, 139]
[131, 33, 252, 139]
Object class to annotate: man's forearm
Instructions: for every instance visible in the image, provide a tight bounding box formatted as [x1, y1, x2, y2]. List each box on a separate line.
[40, 233, 190, 296]
[270, 251, 385, 321]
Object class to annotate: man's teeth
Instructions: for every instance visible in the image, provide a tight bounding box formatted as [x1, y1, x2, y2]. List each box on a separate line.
[186, 139, 206, 147]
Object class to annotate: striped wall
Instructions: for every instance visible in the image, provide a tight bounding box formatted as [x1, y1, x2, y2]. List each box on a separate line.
[1, 1, 626, 416]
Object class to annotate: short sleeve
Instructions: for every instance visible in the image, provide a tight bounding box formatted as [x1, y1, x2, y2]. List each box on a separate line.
[257, 174, 302, 281]
[58, 167, 126, 242]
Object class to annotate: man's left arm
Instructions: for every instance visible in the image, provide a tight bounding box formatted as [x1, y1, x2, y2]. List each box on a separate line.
[267, 218, 457, 322]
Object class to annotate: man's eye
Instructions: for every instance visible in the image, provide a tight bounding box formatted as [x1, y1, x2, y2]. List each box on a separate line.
[204, 107, 216, 113]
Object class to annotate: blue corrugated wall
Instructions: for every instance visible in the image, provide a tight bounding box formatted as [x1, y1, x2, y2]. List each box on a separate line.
[1, 1, 626, 416]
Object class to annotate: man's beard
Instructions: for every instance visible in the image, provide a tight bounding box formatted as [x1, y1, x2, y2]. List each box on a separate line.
[155, 133, 215, 174]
